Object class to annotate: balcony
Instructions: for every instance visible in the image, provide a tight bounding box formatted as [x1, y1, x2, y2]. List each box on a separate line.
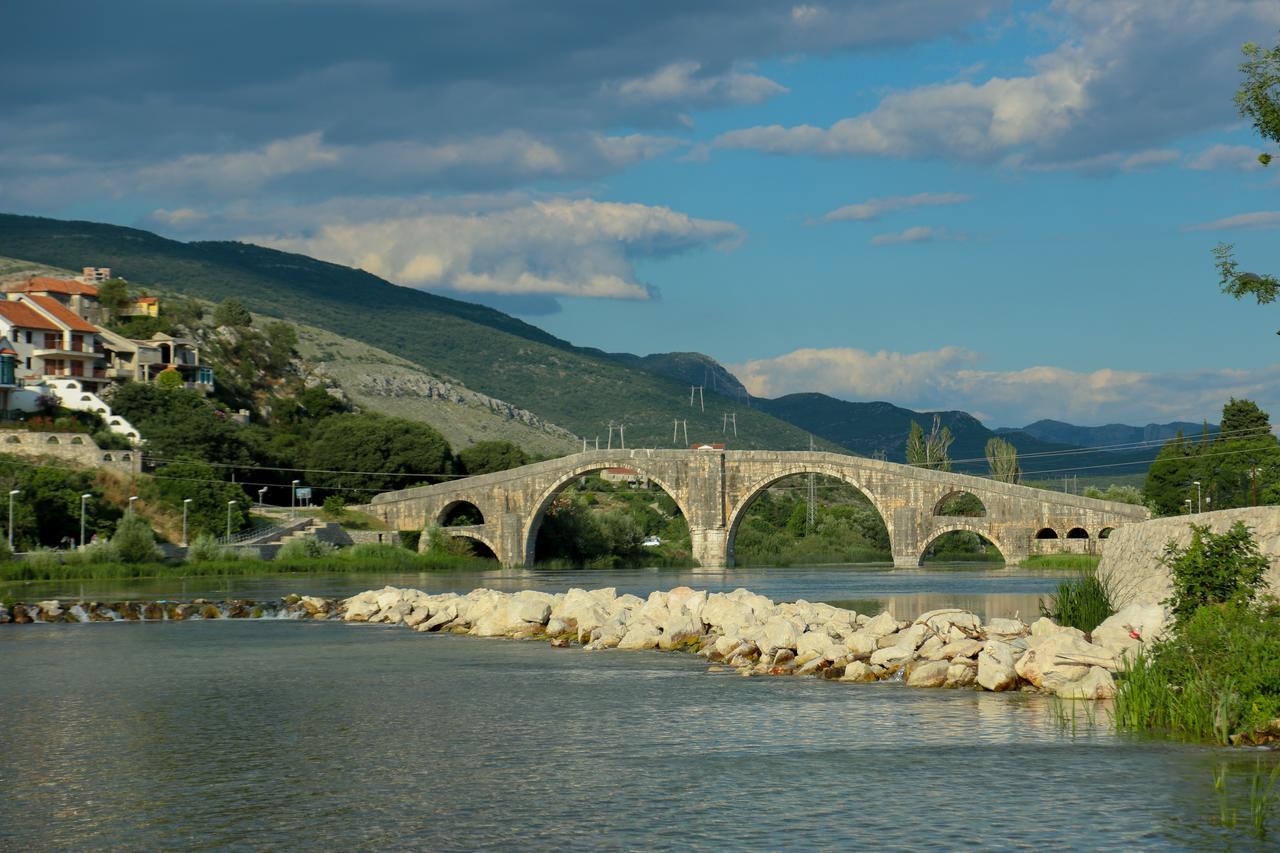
[33, 347, 96, 359]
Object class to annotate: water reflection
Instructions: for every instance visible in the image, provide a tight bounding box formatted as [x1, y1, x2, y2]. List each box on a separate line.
[1, 563, 1068, 620]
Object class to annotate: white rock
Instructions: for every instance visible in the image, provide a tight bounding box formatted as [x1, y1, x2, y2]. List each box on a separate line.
[984, 617, 1028, 638]
[1093, 603, 1168, 647]
[977, 640, 1019, 691]
[870, 645, 914, 667]
[906, 659, 951, 688]
[945, 660, 978, 688]
[840, 661, 875, 682]
[617, 619, 662, 650]
[933, 638, 984, 661]
[759, 616, 799, 653]
[844, 631, 879, 657]
[796, 631, 841, 662]
[508, 590, 554, 625]
[1053, 666, 1117, 700]
[861, 611, 900, 639]
[1015, 633, 1117, 688]
[658, 612, 705, 650]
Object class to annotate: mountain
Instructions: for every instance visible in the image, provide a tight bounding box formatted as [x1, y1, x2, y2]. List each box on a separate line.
[998, 419, 1217, 450]
[0, 213, 835, 452]
[754, 393, 1158, 476]
[609, 351, 751, 401]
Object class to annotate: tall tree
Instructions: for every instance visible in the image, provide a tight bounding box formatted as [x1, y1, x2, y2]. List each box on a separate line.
[1220, 397, 1271, 437]
[905, 415, 953, 471]
[985, 436, 1020, 483]
[1214, 33, 1280, 318]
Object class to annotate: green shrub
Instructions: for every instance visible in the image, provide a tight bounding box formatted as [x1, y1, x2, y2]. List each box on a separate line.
[1115, 602, 1280, 744]
[322, 495, 346, 516]
[1039, 569, 1115, 632]
[186, 533, 239, 563]
[1161, 521, 1270, 623]
[425, 526, 478, 558]
[0, 537, 12, 563]
[26, 547, 63, 572]
[344, 542, 419, 568]
[112, 513, 162, 564]
[65, 540, 119, 565]
[397, 530, 422, 551]
[276, 536, 337, 560]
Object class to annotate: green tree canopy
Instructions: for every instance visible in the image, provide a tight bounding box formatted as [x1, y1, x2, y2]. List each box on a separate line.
[1221, 397, 1271, 437]
[142, 460, 249, 538]
[457, 440, 530, 476]
[110, 383, 254, 466]
[0, 457, 121, 549]
[213, 297, 253, 328]
[985, 436, 1020, 483]
[905, 415, 953, 471]
[302, 413, 453, 493]
[97, 278, 129, 318]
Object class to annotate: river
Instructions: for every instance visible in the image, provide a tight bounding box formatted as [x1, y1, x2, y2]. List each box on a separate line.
[3, 565, 1277, 849]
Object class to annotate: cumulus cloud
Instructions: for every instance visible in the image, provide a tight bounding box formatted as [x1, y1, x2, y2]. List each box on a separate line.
[1187, 143, 1267, 172]
[1184, 211, 1280, 232]
[612, 61, 786, 105]
[729, 345, 1280, 425]
[870, 226, 940, 246]
[822, 192, 971, 222]
[715, 0, 1280, 165]
[245, 196, 742, 305]
[135, 132, 340, 192]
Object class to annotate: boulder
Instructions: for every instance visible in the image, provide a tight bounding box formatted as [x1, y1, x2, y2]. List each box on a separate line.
[1015, 633, 1116, 688]
[617, 619, 662, 650]
[945, 660, 978, 688]
[905, 659, 951, 688]
[1053, 666, 1116, 700]
[344, 594, 381, 622]
[977, 640, 1019, 691]
[844, 631, 879, 657]
[916, 609, 982, 641]
[796, 631, 842, 662]
[759, 616, 799, 653]
[417, 604, 457, 632]
[861, 611, 900, 639]
[1092, 602, 1168, 655]
[870, 645, 914, 667]
[701, 596, 757, 633]
[840, 661, 875, 682]
[932, 638, 984, 661]
[658, 612, 705, 650]
[508, 590, 554, 625]
[984, 617, 1028, 638]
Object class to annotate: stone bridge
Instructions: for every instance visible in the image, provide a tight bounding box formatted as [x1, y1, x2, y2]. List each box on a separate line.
[359, 449, 1150, 568]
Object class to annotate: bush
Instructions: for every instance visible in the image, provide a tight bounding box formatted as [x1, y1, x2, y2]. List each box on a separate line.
[398, 529, 422, 551]
[112, 513, 162, 564]
[1039, 569, 1115, 632]
[322, 495, 346, 516]
[1115, 601, 1280, 744]
[277, 536, 337, 560]
[0, 538, 12, 563]
[65, 540, 119, 565]
[425, 526, 478, 557]
[1161, 521, 1270, 623]
[344, 542, 419, 568]
[26, 547, 63, 572]
[186, 533, 239, 563]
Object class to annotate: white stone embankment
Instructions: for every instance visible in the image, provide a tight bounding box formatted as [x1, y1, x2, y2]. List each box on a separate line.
[343, 585, 1172, 700]
[1100, 507, 1280, 607]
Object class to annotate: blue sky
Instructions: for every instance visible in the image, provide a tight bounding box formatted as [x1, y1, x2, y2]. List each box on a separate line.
[3, 0, 1279, 427]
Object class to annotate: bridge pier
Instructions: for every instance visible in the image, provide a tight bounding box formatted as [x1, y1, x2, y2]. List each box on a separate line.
[690, 527, 729, 568]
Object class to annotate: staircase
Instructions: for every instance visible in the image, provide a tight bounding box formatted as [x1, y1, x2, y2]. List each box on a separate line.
[44, 378, 140, 441]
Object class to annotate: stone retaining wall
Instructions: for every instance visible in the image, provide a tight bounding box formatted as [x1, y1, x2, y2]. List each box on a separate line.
[0, 429, 140, 475]
[1100, 507, 1280, 606]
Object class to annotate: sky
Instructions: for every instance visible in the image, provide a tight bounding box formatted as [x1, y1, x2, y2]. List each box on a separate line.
[3, 0, 1280, 428]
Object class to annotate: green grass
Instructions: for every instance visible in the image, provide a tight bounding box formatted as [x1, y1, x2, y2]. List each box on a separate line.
[0, 549, 496, 583]
[1038, 568, 1114, 632]
[1021, 553, 1101, 570]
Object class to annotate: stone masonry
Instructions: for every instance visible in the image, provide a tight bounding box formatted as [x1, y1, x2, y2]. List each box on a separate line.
[358, 449, 1149, 568]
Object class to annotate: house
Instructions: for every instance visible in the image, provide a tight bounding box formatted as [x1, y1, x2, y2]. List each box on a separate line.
[118, 296, 159, 317]
[0, 296, 109, 394]
[600, 466, 651, 488]
[77, 267, 114, 283]
[3, 277, 104, 325]
[97, 328, 214, 393]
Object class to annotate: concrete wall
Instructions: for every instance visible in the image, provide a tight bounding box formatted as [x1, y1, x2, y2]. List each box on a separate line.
[1100, 507, 1280, 607]
[0, 429, 140, 475]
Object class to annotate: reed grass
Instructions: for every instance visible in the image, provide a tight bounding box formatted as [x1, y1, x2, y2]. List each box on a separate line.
[1038, 566, 1118, 632]
[1020, 553, 1101, 570]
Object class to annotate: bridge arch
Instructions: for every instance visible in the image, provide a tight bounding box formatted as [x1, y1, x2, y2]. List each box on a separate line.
[1099, 526, 1115, 539]
[725, 465, 895, 566]
[916, 522, 1009, 566]
[446, 529, 499, 561]
[521, 462, 693, 566]
[1034, 526, 1059, 540]
[1065, 526, 1090, 539]
[932, 489, 987, 517]
[438, 499, 485, 527]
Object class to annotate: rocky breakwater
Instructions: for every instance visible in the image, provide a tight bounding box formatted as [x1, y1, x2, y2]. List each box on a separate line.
[343, 586, 1171, 700]
[0, 595, 341, 623]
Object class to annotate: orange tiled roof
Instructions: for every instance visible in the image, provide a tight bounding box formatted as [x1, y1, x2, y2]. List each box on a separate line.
[25, 294, 99, 333]
[5, 277, 100, 297]
[136, 296, 158, 304]
[0, 300, 60, 331]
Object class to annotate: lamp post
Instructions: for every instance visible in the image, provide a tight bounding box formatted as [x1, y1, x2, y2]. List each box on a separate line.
[1192, 480, 1202, 514]
[1185, 498, 1192, 515]
[80, 493, 91, 549]
[227, 500, 238, 540]
[258, 487, 267, 509]
[7, 488, 19, 550]
[291, 479, 300, 520]
[182, 498, 192, 547]
[128, 495, 139, 513]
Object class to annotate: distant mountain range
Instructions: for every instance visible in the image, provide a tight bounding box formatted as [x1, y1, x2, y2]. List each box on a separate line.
[997, 419, 1217, 450]
[0, 212, 1190, 477]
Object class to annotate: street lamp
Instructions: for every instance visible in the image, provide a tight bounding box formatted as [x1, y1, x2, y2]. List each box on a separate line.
[227, 500, 238, 539]
[258, 486, 267, 508]
[291, 479, 300, 519]
[182, 498, 193, 547]
[80, 493, 91, 549]
[7, 488, 19, 550]
[1185, 498, 1192, 515]
[1192, 480, 1202, 513]
[128, 495, 139, 514]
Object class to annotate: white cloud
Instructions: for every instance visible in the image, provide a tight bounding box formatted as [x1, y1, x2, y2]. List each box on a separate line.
[612, 61, 787, 106]
[1187, 143, 1267, 172]
[729, 345, 1280, 425]
[136, 132, 340, 191]
[870, 225, 939, 246]
[715, 1, 1280, 165]
[822, 192, 972, 222]
[1184, 211, 1280, 232]
[1008, 147, 1180, 174]
[149, 208, 207, 227]
[247, 197, 742, 301]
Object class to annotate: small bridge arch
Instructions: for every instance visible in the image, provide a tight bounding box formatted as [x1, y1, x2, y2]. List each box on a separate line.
[916, 521, 1010, 566]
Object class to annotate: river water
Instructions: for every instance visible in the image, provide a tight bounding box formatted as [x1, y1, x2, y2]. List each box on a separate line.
[3, 566, 1278, 849]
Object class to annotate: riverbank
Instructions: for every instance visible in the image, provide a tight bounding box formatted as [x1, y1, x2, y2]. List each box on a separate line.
[2, 583, 1166, 703]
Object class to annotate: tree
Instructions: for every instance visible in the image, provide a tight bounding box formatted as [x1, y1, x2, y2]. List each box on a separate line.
[143, 460, 248, 538]
[985, 436, 1020, 483]
[97, 278, 129, 319]
[264, 321, 298, 372]
[303, 413, 453, 492]
[905, 415, 953, 471]
[1160, 521, 1269, 623]
[1215, 35, 1280, 319]
[1220, 397, 1271, 438]
[1144, 431, 1198, 516]
[154, 367, 184, 391]
[111, 512, 161, 563]
[110, 383, 254, 467]
[213, 297, 253, 328]
[457, 440, 530, 476]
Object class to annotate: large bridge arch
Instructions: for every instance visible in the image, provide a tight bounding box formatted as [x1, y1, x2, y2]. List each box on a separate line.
[438, 498, 485, 527]
[445, 529, 500, 561]
[725, 465, 896, 566]
[915, 521, 1010, 567]
[520, 462, 694, 567]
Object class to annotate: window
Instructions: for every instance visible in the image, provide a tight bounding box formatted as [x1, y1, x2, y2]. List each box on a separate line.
[24, 331, 31, 344]
[24, 358, 30, 369]
[43, 333, 59, 349]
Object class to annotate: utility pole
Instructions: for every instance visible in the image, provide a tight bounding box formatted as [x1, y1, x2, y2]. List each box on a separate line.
[807, 436, 816, 531]
[673, 419, 688, 446]
[722, 413, 736, 436]
[690, 386, 704, 412]
[607, 422, 615, 450]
